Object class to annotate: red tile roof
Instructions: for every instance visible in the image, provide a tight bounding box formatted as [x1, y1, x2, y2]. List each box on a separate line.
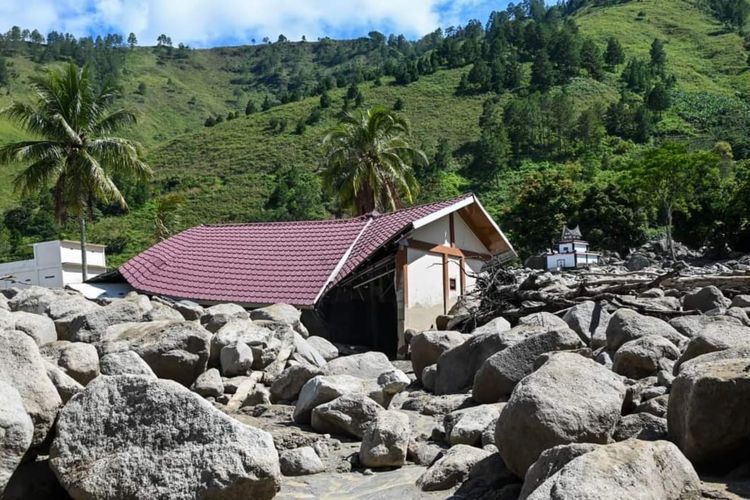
[120, 193, 475, 306]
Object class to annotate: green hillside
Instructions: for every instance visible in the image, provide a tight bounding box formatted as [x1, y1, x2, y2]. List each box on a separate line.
[0, 0, 748, 266]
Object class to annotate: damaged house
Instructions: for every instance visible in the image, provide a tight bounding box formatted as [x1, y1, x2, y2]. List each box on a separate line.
[106, 193, 515, 356]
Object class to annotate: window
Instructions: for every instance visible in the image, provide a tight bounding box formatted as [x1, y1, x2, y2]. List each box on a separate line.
[449, 278, 457, 291]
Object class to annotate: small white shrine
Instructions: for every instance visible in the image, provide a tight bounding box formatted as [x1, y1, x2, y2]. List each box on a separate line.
[546, 226, 601, 271]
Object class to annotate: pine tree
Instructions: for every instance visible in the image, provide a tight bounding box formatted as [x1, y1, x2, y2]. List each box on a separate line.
[467, 60, 492, 92]
[393, 98, 404, 111]
[646, 82, 671, 117]
[346, 83, 359, 100]
[604, 37, 625, 70]
[320, 91, 331, 109]
[262, 95, 273, 111]
[649, 38, 667, 76]
[245, 99, 257, 115]
[0, 57, 9, 87]
[580, 39, 604, 80]
[128, 32, 138, 48]
[531, 50, 554, 91]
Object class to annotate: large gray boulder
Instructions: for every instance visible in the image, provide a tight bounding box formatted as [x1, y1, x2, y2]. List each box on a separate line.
[99, 350, 156, 377]
[11, 311, 56, 346]
[99, 320, 212, 386]
[446, 404, 503, 447]
[324, 351, 396, 379]
[359, 410, 410, 468]
[305, 336, 338, 361]
[40, 341, 100, 385]
[220, 342, 254, 376]
[495, 352, 626, 477]
[612, 335, 680, 379]
[49, 375, 281, 499]
[562, 301, 611, 346]
[293, 374, 383, 424]
[731, 294, 750, 308]
[434, 329, 519, 394]
[417, 444, 491, 491]
[613, 412, 667, 441]
[683, 285, 730, 312]
[191, 368, 224, 398]
[0, 330, 61, 447]
[518, 312, 568, 329]
[0, 381, 34, 493]
[7, 287, 69, 315]
[208, 319, 272, 366]
[68, 300, 146, 343]
[279, 447, 324, 476]
[606, 308, 686, 351]
[270, 363, 322, 402]
[311, 394, 384, 438]
[43, 360, 84, 403]
[522, 440, 701, 500]
[520, 443, 600, 499]
[173, 300, 204, 321]
[675, 322, 750, 370]
[470, 317, 512, 336]
[201, 303, 249, 333]
[250, 303, 307, 336]
[410, 330, 465, 382]
[291, 332, 326, 367]
[668, 348, 750, 465]
[47, 295, 101, 340]
[669, 315, 741, 338]
[473, 327, 584, 403]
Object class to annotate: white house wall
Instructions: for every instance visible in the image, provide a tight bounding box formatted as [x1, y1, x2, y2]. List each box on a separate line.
[453, 215, 488, 254]
[411, 216, 450, 246]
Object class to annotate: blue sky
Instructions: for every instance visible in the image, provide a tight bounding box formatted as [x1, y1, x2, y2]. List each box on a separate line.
[0, 1, 517, 48]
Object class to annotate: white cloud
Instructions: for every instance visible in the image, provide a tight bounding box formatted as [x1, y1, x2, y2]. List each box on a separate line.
[0, 0, 499, 47]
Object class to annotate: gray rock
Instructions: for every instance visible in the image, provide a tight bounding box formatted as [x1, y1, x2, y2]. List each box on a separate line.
[612, 335, 680, 379]
[447, 404, 503, 447]
[683, 285, 730, 312]
[0, 381, 34, 493]
[470, 317, 511, 336]
[324, 352, 396, 379]
[675, 322, 750, 370]
[359, 410, 410, 468]
[201, 303, 249, 333]
[434, 329, 519, 394]
[173, 300, 204, 321]
[49, 375, 281, 499]
[613, 412, 668, 441]
[43, 360, 84, 403]
[40, 341, 100, 385]
[191, 368, 224, 398]
[220, 342, 254, 376]
[410, 330, 465, 382]
[293, 375, 382, 424]
[606, 308, 686, 351]
[7, 287, 69, 315]
[669, 314, 741, 338]
[473, 327, 584, 403]
[519, 443, 600, 499]
[250, 303, 307, 336]
[292, 332, 326, 367]
[669, 349, 750, 466]
[11, 311, 56, 346]
[518, 312, 567, 329]
[523, 440, 701, 500]
[416, 444, 491, 491]
[144, 301, 185, 321]
[99, 321, 211, 386]
[422, 364, 437, 392]
[68, 300, 146, 343]
[279, 446, 324, 476]
[48, 295, 101, 340]
[636, 393, 669, 418]
[242, 385, 271, 406]
[731, 294, 750, 308]
[270, 363, 322, 402]
[727, 306, 750, 326]
[624, 253, 651, 272]
[495, 352, 626, 477]
[407, 441, 444, 466]
[305, 336, 338, 361]
[99, 350, 156, 377]
[311, 394, 384, 438]
[0, 330, 61, 447]
[209, 318, 273, 366]
[562, 301, 611, 346]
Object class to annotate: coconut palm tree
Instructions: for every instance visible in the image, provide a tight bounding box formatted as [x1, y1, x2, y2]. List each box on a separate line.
[321, 105, 426, 216]
[0, 63, 151, 281]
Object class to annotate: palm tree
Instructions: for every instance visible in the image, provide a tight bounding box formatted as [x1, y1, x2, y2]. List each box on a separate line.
[0, 63, 151, 281]
[321, 105, 426, 215]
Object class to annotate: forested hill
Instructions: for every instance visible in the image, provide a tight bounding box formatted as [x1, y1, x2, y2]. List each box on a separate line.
[0, 0, 748, 267]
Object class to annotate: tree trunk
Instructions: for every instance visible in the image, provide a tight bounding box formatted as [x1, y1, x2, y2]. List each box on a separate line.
[79, 215, 88, 282]
[666, 205, 676, 260]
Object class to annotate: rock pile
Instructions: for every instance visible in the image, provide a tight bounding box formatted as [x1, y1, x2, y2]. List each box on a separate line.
[1, 258, 750, 499]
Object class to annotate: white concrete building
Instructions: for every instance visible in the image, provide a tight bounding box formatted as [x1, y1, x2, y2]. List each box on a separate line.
[0, 240, 107, 289]
[545, 226, 600, 271]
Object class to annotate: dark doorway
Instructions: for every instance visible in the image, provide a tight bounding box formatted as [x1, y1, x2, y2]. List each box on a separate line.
[318, 269, 398, 358]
